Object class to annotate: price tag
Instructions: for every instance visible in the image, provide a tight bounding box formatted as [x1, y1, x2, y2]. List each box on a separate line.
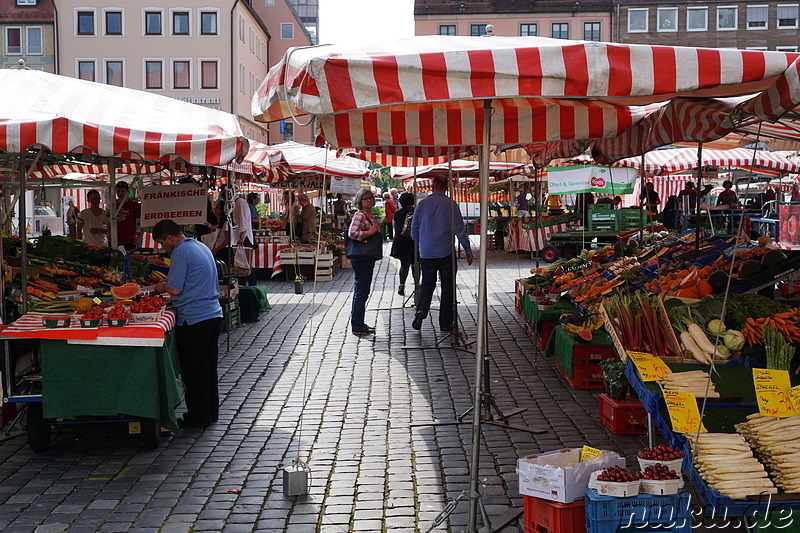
[627, 351, 672, 382]
[663, 390, 706, 434]
[753, 368, 797, 418]
[789, 385, 800, 414]
[92, 297, 102, 305]
[580, 445, 603, 462]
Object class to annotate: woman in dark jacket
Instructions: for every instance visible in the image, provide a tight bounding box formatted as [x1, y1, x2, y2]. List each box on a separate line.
[390, 192, 416, 296]
[661, 195, 681, 230]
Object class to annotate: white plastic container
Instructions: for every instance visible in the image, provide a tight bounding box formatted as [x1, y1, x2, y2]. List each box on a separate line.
[639, 478, 681, 495]
[588, 471, 641, 498]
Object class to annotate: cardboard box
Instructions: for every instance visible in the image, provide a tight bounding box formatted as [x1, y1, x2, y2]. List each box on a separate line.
[517, 448, 626, 503]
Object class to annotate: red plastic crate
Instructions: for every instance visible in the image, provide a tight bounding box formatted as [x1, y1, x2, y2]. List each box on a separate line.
[572, 344, 615, 366]
[537, 321, 558, 350]
[555, 360, 605, 389]
[523, 495, 585, 533]
[598, 393, 647, 434]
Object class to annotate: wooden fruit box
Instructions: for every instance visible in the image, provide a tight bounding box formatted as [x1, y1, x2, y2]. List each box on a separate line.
[599, 297, 684, 364]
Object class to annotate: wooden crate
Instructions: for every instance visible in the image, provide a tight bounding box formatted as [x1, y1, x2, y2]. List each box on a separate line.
[599, 300, 684, 364]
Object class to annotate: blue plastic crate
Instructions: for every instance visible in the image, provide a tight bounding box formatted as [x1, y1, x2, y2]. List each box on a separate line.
[584, 489, 692, 533]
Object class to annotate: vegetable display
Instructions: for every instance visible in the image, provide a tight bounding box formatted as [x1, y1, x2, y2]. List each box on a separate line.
[762, 324, 797, 371]
[658, 371, 719, 398]
[692, 433, 777, 499]
[603, 292, 674, 358]
[736, 413, 800, 494]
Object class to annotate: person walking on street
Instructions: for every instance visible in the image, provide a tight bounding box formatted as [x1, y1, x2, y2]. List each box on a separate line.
[383, 191, 396, 240]
[391, 192, 416, 296]
[348, 188, 382, 335]
[153, 219, 222, 429]
[411, 177, 473, 332]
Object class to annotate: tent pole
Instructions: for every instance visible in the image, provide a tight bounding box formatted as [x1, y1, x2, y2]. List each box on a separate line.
[696, 143, 703, 256]
[18, 149, 42, 314]
[109, 158, 118, 250]
[468, 99, 492, 533]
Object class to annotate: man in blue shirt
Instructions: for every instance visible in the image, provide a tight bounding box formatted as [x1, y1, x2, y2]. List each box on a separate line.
[411, 177, 474, 331]
[153, 219, 223, 429]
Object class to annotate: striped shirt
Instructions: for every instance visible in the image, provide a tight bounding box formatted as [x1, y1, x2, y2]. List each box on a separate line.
[348, 210, 378, 240]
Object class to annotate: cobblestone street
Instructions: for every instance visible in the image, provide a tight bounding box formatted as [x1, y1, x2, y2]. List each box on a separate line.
[0, 242, 649, 532]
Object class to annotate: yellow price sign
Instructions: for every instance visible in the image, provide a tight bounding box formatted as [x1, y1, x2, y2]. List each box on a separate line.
[627, 351, 672, 382]
[92, 297, 102, 305]
[580, 445, 603, 462]
[664, 390, 707, 434]
[753, 368, 797, 418]
[789, 385, 800, 414]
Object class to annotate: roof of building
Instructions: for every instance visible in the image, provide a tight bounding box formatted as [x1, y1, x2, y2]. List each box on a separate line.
[415, 0, 614, 16]
[0, 0, 55, 23]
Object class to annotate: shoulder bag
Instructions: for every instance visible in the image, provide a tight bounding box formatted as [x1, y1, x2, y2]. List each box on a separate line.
[344, 232, 383, 261]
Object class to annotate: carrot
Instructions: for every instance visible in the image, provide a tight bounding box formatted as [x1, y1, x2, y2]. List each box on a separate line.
[757, 318, 767, 323]
[747, 317, 757, 327]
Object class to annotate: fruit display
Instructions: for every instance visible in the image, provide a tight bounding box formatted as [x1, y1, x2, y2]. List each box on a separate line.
[641, 464, 679, 480]
[130, 296, 164, 314]
[110, 283, 141, 300]
[637, 445, 685, 462]
[595, 465, 640, 483]
[107, 302, 131, 320]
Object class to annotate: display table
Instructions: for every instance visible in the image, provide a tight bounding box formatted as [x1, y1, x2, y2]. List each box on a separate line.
[505, 216, 580, 252]
[1, 311, 182, 438]
[544, 325, 612, 378]
[520, 294, 573, 331]
[252, 243, 290, 277]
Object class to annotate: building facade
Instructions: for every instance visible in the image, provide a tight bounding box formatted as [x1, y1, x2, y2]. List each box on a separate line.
[1, 0, 56, 72]
[613, 0, 799, 51]
[286, 0, 318, 44]
[415, 0, 614, 41]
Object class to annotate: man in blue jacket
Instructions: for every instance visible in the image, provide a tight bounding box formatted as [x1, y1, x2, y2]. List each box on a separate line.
[153, 219, 223, 429]
[411, 177, 473, 332]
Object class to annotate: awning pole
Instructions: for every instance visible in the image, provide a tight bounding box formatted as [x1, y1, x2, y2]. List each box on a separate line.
[19, 149, 42, 314]
[468, 99, 491, 533]
[696, 143, 703, 256]
[109, 158, 117, 250]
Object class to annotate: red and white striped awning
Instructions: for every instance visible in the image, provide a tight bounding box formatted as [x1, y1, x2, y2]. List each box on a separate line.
[2, 69, 248, 166]
[616, 148, 800, 174]
[242, 140, 369, 182]
[392, 160, 532, 181]
[254, 36, 800, 161]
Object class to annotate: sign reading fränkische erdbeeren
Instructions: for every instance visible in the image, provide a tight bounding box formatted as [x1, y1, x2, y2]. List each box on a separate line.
[141, 185, 208, 226]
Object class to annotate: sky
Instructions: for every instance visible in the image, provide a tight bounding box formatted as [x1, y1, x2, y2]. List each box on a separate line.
[318, 0, 415, 46]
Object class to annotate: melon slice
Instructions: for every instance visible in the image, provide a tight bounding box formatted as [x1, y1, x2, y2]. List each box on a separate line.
[575, 329, 593, 343]
[110, 283, 140, 300]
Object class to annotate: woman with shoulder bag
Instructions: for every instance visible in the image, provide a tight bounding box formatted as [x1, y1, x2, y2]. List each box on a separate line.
[347, 188, 383, 335]
[390, 192, 416, 296]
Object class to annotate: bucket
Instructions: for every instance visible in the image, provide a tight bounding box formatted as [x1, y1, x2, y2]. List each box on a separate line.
[294, 279, 304, 294]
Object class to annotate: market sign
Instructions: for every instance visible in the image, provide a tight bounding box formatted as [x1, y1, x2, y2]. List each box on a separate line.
[627, 351, 671, 382]
[141, 184, 208, 226]
[329, 176, 361, 195]
[283, 179, 325, 190]
[546, 165, 638, 195]
[753, 368, 797, 418]
[663, 390, 706, 434]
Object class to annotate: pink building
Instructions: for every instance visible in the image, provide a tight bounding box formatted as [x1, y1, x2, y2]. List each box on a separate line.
[415, 0, 613, 42]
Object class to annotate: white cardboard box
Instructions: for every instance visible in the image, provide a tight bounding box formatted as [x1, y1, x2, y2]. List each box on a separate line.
[517, 448, 625, 503]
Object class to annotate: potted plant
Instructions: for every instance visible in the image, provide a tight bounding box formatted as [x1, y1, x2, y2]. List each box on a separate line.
[600, 358, 629, 401]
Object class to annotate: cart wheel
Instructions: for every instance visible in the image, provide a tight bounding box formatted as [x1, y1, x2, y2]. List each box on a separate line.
[140, 418, 161, 450]
[26, 403, 50, 453]
[541, 245, 559, 263]
[561, 243, 578, 260]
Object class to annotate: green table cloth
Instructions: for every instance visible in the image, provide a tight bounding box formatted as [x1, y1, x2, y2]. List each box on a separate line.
[544, 325, 612, 378]
[238, 285, 271, 323]
[40, 330, 182, 434]
[521, 294, 573, 331]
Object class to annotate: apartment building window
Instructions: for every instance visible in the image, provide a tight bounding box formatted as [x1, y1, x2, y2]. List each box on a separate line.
[239, 64, 245, 94]
[439, 24, 456, 36]
[282, 120, 294, 141]
[173, 60, 190, 89]
[657, 8, 678, 31]
[266, 0, 274, 4]
[201, 60, 218, 89]
[17, 0, 37, 4]
[239, 16, 245, 41]
[627, 8, 648, 32]
[686, 7, 708, 30]
[200, 11, 217, 35]
[144, 11, 161, 35]
[470, 24, 487, 36]
[172, 11, 189, 35]
[77, 60, 95, 81]
[551, 23, 569, 39]
[145, 60, 163, 89]
[778, 45, 799, 51]
[520, 23, 537, 36]
[5, 28, 21, 55]
[583, 22, 600, 40]
[26, 27, 42, 54]
[105, 11, 123, 35]
[747, 5, 769, 28]
[281, 23, 293, 39]
[717, 6, 738, 30]
[105, 60, 123, 86]
[777, 4, 799, 27]
[77, 11, 95, 35]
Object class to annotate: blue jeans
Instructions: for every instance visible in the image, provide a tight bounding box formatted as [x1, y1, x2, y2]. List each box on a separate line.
[350, 259, 375, 331]
[417, 255, 455, 328]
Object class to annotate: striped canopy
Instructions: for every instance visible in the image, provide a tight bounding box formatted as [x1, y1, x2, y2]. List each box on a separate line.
[254, 36, 800, 162]
[616, 147, 800, 174]
[243, 140, 369, 182]
[1, 69, 248, 166]
[392, 160, 532, 181]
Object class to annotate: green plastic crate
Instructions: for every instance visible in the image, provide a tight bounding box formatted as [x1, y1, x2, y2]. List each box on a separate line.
[221, 299, 241, 331]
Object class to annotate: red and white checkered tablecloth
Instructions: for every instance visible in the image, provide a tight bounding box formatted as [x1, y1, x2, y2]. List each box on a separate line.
[0, 310, 176, 341]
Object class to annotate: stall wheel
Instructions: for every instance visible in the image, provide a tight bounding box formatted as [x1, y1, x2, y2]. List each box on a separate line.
[560, 243, 578, 260]
[541, 245, 559, 263]
[140, 417, 161, 450]
[26, 403, 50, 453]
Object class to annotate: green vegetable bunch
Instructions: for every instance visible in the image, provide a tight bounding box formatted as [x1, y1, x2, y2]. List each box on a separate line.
[764, 324, 796, 371]
[724, 294, 789, 331]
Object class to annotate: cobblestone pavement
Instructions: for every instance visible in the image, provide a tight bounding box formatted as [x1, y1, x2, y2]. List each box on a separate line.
[0, 242, 653, 533]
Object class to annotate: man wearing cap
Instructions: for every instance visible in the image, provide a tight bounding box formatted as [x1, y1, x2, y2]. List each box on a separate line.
[112, 181, 141, 250]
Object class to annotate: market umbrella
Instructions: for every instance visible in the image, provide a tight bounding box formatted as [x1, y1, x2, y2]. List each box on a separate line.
[615, 147, 800, 175]
[243, 140, 370, 182]
[253, 35, 800, 531]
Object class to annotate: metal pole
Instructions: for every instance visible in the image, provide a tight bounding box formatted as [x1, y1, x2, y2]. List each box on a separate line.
[696, 143, 703, 256]
[468, 99, 492, 532]
[109, 158, 117, 250]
